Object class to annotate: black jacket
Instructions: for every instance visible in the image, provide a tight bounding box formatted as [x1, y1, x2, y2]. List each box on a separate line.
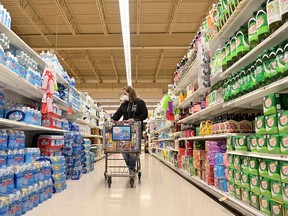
[112, 99, 148, 131]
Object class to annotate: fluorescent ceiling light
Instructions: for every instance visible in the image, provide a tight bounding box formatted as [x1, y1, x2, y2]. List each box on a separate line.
[119, 0, 132, 86]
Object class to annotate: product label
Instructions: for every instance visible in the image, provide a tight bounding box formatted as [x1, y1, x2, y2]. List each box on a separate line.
[251, 137, 258, 147]
[272, 204, 281, 215]
[267, 1, 282, 25]
[269, 137, 277, 147]
[231, 39, 237, 58]
[270, 162, 277, 173]
[280, 0, 288, 16]
[249, 20, 258, 42]
[282, 165, 288, 176]
[279, 113, 288, 126]
[260, 161, 267, 171]
[257, 13, 270, 35]
[272, 183, 280, 193]
[255, 65, 264, 83]
[283, 184, 288, 201]
[282, 136, 288, 147]
[267, 116, 275, 127]
[261, 180, 268, 189]
[258, 137, 265, 147]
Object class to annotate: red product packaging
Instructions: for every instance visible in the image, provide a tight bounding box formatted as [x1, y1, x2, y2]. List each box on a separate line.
[185, 141, 193, 149]
[42, 115, 62, 129]
[185, 149, 193, 156]
[38, 135, 64, 149]
[40, 148, 62, 157]
[206, 177, 215, 185]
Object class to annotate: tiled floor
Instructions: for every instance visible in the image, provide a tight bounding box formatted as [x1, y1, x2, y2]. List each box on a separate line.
[27, 154, 234, 216]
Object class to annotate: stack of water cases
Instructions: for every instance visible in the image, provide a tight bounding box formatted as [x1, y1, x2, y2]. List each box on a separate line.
[81, 139, 94, 174]
[49, 156, 67, 193]
[63, 132, 83, 180]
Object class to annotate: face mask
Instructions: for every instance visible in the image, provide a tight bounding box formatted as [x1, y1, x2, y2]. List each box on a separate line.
[122, 95, 129, 101]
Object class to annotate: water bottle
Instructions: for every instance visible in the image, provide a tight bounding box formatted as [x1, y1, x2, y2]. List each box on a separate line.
[6, 150, 14, 167]
[0, 196, 8, 216]
[0, 151, 6, 168]
[0, 130, 7, 151]
[7, 131, 15, 150]
[0, 169, 7, 195]
[6, 167, 14, 195]
[38, 182, 44, 204]
[26, 164, 33, 186]
[27, 186, 33, 211]
[21, 188, 28, 215]
[32, 162, 40, 184]
[13, 131, 20, 150]
[7, 193, 16, 216]
[14, 191, 21, 216]
[33, 184, 39, 208]
[48, 179, 53, 199]
[22, 165, 28, 188]
[18, 131, 25, 149]
[13, 166, 23, 191]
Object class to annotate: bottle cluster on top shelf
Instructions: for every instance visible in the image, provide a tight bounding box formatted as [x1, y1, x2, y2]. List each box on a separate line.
[172, 32, 202, 85]
[0, 3, 12, 29]
[212, 1, 288, 80]
[223, 40, 287, 102]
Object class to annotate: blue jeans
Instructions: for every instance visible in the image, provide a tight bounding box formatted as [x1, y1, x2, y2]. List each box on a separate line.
[122, 153, 137, 170]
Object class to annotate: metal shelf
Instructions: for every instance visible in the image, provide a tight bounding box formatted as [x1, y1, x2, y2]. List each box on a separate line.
[224, 76, 288, 109]
[178, 102, 225, 124]
[178, 87, 210, 109]
[152, 154, 263, 216]
[81, 134, 103, 138]
[158, 137, 175, 142]
[172, 59, 200, 95]
[0, 64, 43, 101]
[153, 122, 174, 134]
[212, 22, 288, 85]
[154, 147, 178, 152]
[209, 0, 262, 56]
[0, 118, 68, 133]
[227, 151, 288, 162]
[178, 133, 254, 141]
[0, 22, 46, 69]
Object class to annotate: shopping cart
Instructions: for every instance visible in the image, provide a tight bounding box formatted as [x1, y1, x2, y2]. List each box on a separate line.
[103, 121, 141, 188]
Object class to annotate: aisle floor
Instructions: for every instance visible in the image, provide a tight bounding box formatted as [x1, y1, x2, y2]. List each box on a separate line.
[27, 154, 234, 216]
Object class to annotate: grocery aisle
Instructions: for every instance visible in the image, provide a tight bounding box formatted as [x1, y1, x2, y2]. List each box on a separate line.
[26, 154, 234, 216]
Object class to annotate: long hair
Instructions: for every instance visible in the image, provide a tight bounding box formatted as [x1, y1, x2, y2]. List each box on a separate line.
[123, 86, 138, 102]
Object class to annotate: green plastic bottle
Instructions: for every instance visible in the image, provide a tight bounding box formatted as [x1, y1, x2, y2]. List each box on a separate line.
[257, 3, 270, 43]
[221, 46, 227, 71]
[222, 0, 230, 24]
[276, 43, 285, 79]
[226, 41, 232, 68]
[230, 36, 238, 64]
[255, 54, 265, 87]
[240, 67, 247, 95]
[280, 0, 288, 23]
[284, 42, 288, 75]
[267, 0, 283, 33]
[248, 12, 259, 49]
[269, 47, 278, 81]
[217, 2, 224, 31]
[230, 0, 238, 13]
[262, 49, 272, 84]
[236, 25, 250, 59]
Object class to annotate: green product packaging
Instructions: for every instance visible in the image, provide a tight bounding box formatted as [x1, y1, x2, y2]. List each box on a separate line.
[278, 111, 288, 134]
[234, 155, 242, 170]
[227, 136, 234, 151]
[241, 172, 250, 189]
[282, 183, 288, 204]
[259, 159, 270, 178]
[270, 200, 283, 216]
[281, 134, 288, 155]
[241, 156, 250, 173]
[250, 174, 261, 194]
[250, 135, 258, 152]
[234, 170, 242, 186]
[281, 161, 288, 184]
[235, 185, 242, 200]
[268, 134, 281, 154]
[268, 160, 281, 181]
[228, 181, 236, 197]
[241, 188, 251, 206]
[266, 114, 279, 135]
[250, 191, 260, 210]
[271, 180, 284, 203]
[189, 157, 194, 165]
[190, 166, 196, 176]
[260, 195, 271, 216]
[228, 168, 235, 182]
[256, 116, 267, 135]
[257, 135, 268, 153]
[249, 157, 259, 175]
[285, 204, 288, 216]
[263, 93, 283, 116]
[238, 136, 248, 151]
[228, 154, 234, 168]
[233, 136, 239, 151]
[261, 177, 272, 198]
[196, 127, 200, 136]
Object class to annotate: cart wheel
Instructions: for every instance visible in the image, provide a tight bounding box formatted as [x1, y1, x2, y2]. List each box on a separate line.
[108, 178, 112, 188]
[138, 172, 141, 181]
[130, 178, 134, 188]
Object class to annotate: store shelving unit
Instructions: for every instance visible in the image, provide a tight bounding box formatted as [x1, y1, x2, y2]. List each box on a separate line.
[172, 59, 200, 95]
[158, 137, 175, 142]
[152, 154, 263, 216]
[178, 87, 211, 109]
[227, 151, 288, 162]
[177, 133, 253, 141]
[209, 0, 262, 56]
[212, 22, 288, 85]
[152, 121, 174, 134]
[0, 118, 68, 133]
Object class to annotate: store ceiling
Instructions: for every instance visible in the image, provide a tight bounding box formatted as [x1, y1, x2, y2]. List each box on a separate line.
[2, 0, 215, 111]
